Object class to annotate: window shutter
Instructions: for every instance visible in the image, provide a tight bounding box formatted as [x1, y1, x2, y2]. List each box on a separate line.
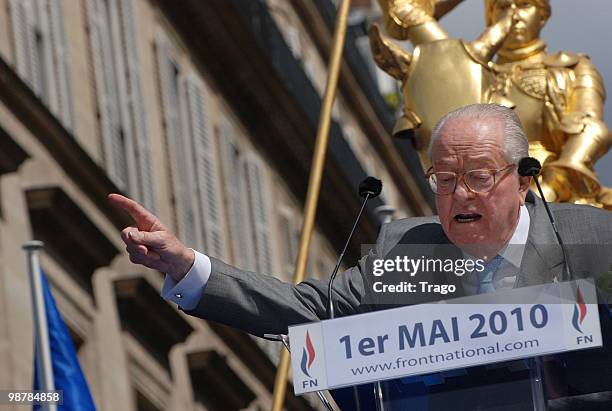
[12, 0, 72, 128]
[187, 78, 225, 259]
[278, 209, 299, 279]
[279, 212, 292, 275]
[11, 0, 40, 91]
[33, 0, 58, 112]
[48, 0, 74, 129]
[11, 0, 29, 78]
[107, 0, 139, 194]
[155, 37, 181, 159]
[219, 123, 255, 270]
[87, 0, 129, 190]
[119, 0, 156, 211]
[175, 77, 201, 248]
[87, 0, 111, 143]
[156, 38, 200, 248]
[244, 157, 274, 274]
[26, 0, 42, 94]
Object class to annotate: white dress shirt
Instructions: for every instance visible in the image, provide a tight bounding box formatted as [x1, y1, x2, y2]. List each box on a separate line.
[161, 249, 212, 310]
[161, 205, 531, 308]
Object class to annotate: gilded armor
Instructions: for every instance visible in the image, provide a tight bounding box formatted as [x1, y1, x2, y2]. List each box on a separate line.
[371, 0, 611, 208]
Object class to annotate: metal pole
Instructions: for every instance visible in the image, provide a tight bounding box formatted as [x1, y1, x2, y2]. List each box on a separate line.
[23, 241, 57, 411]
[530, 357, 547, 411]
[373, 381, 384, 411]
[271, 0, 351, 409]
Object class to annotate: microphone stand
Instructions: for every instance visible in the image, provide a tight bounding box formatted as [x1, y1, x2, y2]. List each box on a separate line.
[266, 177, 382, 411]
[518, 157, 573, 282]
[327, 192, 371, 319]
[326, 177, 384, 410]
[519, 158, 570, 410]
[327, 176, 382, 319]
[531, 176, 572, 283]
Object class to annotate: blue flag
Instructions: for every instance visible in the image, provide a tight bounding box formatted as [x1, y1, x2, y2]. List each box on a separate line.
[33, 270, 96, 410]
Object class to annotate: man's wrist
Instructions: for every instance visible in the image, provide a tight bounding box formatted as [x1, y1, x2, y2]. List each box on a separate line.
[161, 250, 212, 310]
[169, 248, 196, 282]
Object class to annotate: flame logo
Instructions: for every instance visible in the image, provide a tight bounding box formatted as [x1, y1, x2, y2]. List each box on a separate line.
[300, 331, 316, 378]
[571, 286, 587, 334]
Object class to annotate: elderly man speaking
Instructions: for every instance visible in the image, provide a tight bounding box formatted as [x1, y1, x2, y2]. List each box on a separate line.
[110, 104, 611, 406]
[109, 103, 611, 328]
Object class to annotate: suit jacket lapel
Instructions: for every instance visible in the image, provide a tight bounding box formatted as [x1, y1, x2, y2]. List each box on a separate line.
[515, 191, 565, 287]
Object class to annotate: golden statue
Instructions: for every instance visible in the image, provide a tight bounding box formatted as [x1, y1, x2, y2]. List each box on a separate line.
[370, 0, 612, 208]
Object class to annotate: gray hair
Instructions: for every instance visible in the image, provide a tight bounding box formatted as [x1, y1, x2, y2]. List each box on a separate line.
[428, 104, 529, 165]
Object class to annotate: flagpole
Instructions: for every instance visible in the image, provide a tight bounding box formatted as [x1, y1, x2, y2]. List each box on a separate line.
[271, 0, 351, 409]
[23, 241, 57, 411]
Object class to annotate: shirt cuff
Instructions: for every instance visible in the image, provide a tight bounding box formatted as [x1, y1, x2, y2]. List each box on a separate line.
[161, 250, 211, 310]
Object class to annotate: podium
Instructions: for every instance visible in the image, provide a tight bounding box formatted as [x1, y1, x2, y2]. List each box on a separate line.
[327, 358, 546, 410]
[268, 280, 607, 410]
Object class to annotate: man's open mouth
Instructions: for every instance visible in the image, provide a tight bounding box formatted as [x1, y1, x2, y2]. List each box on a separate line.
[454, 213, 482, 223]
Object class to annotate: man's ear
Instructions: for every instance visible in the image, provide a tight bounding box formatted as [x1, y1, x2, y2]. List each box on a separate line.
[518, 175, 531, 204]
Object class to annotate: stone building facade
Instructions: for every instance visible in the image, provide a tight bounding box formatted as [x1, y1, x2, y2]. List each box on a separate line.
[0, 0, 430, 409]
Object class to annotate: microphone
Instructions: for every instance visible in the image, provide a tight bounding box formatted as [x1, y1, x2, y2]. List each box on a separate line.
[359, 177, 383, 198]
[517, 156, 541, 177]
[327, 177, 382, 319]
[518, 157, 571, 282]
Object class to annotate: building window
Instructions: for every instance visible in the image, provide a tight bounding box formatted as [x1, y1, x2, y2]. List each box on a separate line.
[219, 122, 256, 270]
[118, 0, 157, 211]
[10, 0, 73, 129]
[156, 39, 200, 248]
[278, 208, 299, 279]
[218, 123, 275, 275]
[88, 0, 156, 210]
[185, 76, 225, 259]
[243, 156, 274, 275]
[156, 37, 225, 255]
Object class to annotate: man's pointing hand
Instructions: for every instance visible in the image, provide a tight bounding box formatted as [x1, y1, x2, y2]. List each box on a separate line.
[108, 193, 195, 282]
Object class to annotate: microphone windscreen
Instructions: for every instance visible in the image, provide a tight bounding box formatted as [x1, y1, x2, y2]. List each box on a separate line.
[359, 177, 382, 198]
[518, 157, 542, 177]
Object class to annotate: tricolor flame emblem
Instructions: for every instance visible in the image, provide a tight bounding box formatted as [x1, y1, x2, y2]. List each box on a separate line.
[572, 287, 587, 334]
[300, 331, 316, 378]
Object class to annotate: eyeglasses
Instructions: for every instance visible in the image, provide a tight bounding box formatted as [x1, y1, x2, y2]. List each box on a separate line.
[425, 164, 516, 195]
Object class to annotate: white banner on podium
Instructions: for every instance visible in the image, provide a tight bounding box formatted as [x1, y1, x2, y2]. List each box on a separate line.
[289, 280, 602, 394]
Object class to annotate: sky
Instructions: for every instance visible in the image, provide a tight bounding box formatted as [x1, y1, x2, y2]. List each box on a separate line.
[438, 0, 612, 187]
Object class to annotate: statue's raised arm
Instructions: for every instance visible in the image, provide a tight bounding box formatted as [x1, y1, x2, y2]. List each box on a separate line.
[377, 0, 448, 45]
[370, 0, 517, 169]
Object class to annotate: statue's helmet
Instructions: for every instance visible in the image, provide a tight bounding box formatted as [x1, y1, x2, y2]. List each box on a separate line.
[484, 0, 551, 26]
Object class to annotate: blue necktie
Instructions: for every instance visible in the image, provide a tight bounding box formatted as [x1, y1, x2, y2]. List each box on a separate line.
[477, 255, 504, 294]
